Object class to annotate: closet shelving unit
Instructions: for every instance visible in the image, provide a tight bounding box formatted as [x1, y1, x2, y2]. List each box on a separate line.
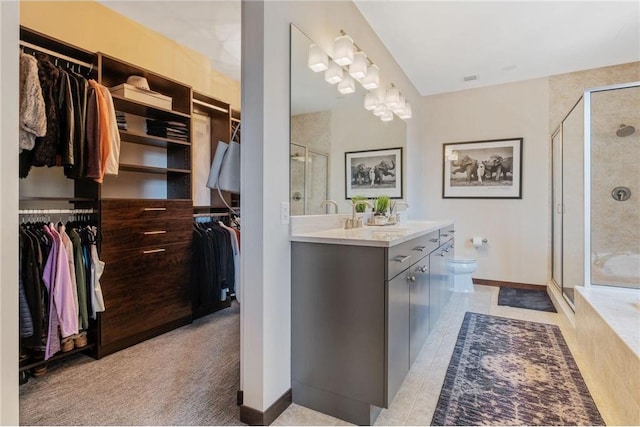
[96, 53, 194, 357]
[18, 26, 241, 371]
[18, 27, 101, 379]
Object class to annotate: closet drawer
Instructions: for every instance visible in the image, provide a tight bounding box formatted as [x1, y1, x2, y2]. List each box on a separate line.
[101, 199, 192, 222]
[101, 218, 191, 252]
[99, 242, 191, 346]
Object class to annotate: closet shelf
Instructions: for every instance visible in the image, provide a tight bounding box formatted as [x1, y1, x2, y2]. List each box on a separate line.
[119, 130, 190, 148]
[19, 344, 96, 372]
[119, 164, 191, 175]
[111, 95, 191, 121]
[19, 197, 97, 202]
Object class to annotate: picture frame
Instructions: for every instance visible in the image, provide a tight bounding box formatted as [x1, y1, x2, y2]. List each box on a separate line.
[442, 138, 523, 199]
[345, 147, 403, 199]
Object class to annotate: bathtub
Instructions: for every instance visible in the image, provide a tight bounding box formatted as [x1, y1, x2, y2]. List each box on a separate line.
[592, 252, 640, 288]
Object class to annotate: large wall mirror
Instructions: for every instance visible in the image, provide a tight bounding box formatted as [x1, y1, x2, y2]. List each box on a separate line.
[290, 25, 407, 216]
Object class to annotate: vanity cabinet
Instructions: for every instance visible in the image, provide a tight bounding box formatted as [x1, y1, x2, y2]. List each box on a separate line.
[291, 224, 453, 425]
[429, 230, 455, 327]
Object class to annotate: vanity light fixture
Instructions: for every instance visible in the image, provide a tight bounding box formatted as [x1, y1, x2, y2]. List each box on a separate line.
[349, 51, 368, 80]
[324, 61, 344, 84]
[391, 95, 406, 114]
[360, 64, 380, 89]
[385, 86, 401, 110]
[333, 34, 354, 66]
[373, 103, 387, 117]
[397, 102, 412, 119]
[380, 110, 394, 122]
[338, 74, 356, 94]
[308, 44, 328, 72]
[364, 92, 379, 110]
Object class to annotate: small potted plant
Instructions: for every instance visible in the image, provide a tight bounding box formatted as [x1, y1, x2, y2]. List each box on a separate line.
[351, 195, 368, 213]
[373, 195, 390, 225]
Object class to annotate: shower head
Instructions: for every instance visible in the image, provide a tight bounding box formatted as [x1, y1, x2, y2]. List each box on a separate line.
[616, 124, 635, 137]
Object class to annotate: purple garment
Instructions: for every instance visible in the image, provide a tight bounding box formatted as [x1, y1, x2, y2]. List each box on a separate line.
[49, 225, 79, 338]
[42, 225, 61, 360]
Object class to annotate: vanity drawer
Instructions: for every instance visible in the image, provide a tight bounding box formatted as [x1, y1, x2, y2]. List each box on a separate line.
[387, 231, 440, 280]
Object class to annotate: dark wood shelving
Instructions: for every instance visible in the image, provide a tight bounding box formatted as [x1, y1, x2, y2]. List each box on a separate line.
[19, 196, 97, 202]
[111, 95, 190, 122]
[119, 164, 191, 175]
[119, 130, 190, 148]
[19, 344, 96, 372]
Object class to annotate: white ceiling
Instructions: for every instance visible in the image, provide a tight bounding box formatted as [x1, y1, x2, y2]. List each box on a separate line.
[100, 1, 639, 96]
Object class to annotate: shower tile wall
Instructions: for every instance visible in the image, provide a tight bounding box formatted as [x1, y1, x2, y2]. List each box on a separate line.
[291, 111, 331, 215]
[590, 87, 640, 258]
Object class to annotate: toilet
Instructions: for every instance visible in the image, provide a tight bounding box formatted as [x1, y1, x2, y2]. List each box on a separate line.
[446, 258, 477, 293]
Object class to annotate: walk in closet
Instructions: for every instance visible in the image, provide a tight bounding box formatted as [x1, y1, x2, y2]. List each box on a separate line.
[18, 25, 240, 379]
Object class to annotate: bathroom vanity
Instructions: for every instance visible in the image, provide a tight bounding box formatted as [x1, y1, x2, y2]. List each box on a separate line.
[291, 221, 454, 425]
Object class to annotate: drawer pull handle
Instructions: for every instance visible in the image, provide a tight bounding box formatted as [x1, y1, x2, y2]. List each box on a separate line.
[441, 233, 449, 237]
[143, 248, 166, 254]
[143, 207, 167, 211]
[413, 246, 427, 252]
[393, 255, 412, 263]
[143, 230, 167, 235]
[429, 238, 440, 243]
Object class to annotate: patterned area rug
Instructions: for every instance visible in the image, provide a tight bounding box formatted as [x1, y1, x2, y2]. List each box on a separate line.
[498, 287, 557, 312]
[431, 312, 604, 426]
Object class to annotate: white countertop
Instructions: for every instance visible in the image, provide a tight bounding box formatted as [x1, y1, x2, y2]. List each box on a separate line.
[290, 220, 454, 247]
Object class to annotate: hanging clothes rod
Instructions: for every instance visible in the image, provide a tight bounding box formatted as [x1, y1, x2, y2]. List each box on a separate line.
[19, 209, 95, 215]
[19, 40, 94, 70]
[193, 98, 229, 114]
[193, 212, 230, 218]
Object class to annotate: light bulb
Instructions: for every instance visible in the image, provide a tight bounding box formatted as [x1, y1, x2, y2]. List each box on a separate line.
[324, 61, 344, 85]
[338, 75, 356, 94]
[333, 34, 354, 66]
[364, 92, 378, 110]
[385, 87, 401, 110]
[373, 104, 387, 117]
[308, 44, 328, 72]
[361, 64, 380, 90]
[349, 51, 368, 80]
[381, 110, 394, 122]
[397, 103, 412, 119]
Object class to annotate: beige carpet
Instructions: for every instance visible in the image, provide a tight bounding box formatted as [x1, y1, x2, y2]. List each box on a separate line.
[20, 302, 242, 426]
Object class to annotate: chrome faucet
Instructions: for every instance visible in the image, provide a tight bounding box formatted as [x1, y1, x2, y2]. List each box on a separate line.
[391, 201, 409, 213]
[320, 200, 339, 214]
[346, 200, 371, 229]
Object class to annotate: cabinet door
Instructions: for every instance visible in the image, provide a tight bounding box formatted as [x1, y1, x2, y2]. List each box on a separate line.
[387, 272, 410, 406]
[409, 256, 430, 365]
[441, 242, 454, 307]
[429, 250, 444, 332]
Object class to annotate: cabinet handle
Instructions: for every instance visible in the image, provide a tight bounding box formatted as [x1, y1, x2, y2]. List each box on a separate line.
[429, 238, 440, 243]
[441, 233, 449, 237]
[413, 246, 427, 252]
[393, 255, 412, 263]
[143, 207, 167, 211]
[445, 247, 451, 252]
[439, 252, 446, 257]
[143, 230, 167, 235]
[142, 248, 166, 254]
[415, 265, 428, 273]
[449, 229, 455, 233]
[407, 275, 416, 283]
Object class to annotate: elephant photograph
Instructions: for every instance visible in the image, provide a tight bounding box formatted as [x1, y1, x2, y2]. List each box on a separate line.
[443, 138, 523, 199]
[345, 147, 403, 199]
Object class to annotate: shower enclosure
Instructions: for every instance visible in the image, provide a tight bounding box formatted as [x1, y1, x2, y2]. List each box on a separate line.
[552, 82, 640, 307]
[290, 142, 329, 216]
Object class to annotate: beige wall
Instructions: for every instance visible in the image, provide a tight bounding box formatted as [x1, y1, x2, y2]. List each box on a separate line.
[420, 61, 639, 286]
[20, 1, 240, 109]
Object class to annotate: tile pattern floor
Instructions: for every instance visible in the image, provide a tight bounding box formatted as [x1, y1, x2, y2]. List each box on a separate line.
[273, 285, 613, 426]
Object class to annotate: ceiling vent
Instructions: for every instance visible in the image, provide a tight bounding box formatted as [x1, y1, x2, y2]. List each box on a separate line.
[463, 74, 478, 82]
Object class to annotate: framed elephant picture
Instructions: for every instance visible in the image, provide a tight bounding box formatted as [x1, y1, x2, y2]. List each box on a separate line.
[345, 147, 403, 199]
[442, 138, 523, 199]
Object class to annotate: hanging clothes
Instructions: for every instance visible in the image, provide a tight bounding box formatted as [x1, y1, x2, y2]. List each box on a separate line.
[19, 53, 46, 153]
[19, 219, 105, 360]
[219, 221, 240, 304]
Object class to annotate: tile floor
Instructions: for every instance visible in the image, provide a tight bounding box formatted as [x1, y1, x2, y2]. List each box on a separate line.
[272, 284, 613, 426]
